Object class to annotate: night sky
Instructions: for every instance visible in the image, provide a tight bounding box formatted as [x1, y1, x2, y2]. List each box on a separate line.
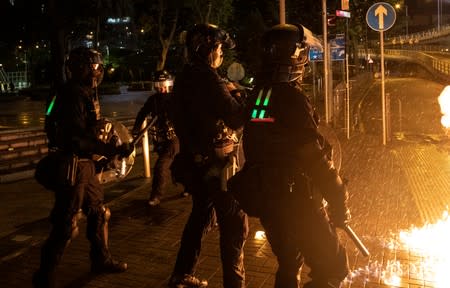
[407, 0, 450, 14]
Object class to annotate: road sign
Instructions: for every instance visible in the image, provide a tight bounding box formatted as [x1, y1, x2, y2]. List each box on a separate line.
[336, 10, 351, 18]
[330, 35, 345, 61]
[366, 2, 396, 31]
[308, 35, 345, 62]
[309, 47, 323, 61]
[341, 0, 349, 11]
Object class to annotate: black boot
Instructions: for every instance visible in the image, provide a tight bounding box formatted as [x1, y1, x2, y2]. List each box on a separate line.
[169, 274, 208, 288]
[32, 269, 55, 288]
[91, 257, 128, 274]
[33, 233, 66, 288]
[87, 206, 127, 273]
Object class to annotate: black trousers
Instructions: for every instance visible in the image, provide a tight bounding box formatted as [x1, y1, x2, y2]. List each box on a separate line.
[37, 160, 112, 281]
[171, 158, 249, 288]
[150, 137, 180, 198]
[257, 167, 349, 288]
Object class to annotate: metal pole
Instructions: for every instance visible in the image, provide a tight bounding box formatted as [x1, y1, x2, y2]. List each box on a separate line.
[279, 0, 285, 24]
[141, 119, 152, 178]
[322, 0, 329, 123]
[398, 99, 402, 133]
[438, 0, 441, 31]
[346, 54, 350, 139]
[381, 30, 387, 145]
[405, 5, 409, 36]
[345, 18, 350, 139]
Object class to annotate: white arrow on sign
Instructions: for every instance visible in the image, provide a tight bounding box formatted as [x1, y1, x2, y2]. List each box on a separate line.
[375, 4, 387, 30]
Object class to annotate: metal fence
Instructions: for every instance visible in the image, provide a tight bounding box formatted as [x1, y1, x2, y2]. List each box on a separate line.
[7, 71, 30, 90]
[358, 48, 450, 77]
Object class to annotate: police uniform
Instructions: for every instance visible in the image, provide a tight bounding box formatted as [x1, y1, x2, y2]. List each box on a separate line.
[228, 24, 350, 288]
[169, 24, 249, 288]
[33, 47, 129, 288]
[132, 73, 179, 205]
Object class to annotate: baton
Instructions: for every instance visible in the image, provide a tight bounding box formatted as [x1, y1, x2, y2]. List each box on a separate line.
[131, 115, 158, 146]
[343, 225, 370, 257]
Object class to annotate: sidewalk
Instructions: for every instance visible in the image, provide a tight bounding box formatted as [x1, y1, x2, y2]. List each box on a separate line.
[1, 73, 450, 287]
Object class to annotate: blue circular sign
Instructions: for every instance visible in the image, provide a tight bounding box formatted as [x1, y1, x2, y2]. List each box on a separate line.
[366, 2, 396, 32]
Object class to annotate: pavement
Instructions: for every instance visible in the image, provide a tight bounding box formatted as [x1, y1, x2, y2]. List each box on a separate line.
[1, 72, 450, 288]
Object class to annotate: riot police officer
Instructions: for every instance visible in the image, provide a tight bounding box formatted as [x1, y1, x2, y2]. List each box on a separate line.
[168, 23, 249, 288]
[228, 24, 351, 288]
[33, 46, 132, 288]
[132, 70, 180, 206]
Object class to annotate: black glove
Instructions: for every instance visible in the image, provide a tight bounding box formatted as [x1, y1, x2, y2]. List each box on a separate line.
[328, 205, 351, 228]
[131, 126, 140, 138]
[327, 188, 351, 228]
[117, 142, 135, 158]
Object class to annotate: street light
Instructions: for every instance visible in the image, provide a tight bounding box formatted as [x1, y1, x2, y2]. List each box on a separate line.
[437, 0, 442, 31]
[395, 3, 409, 36]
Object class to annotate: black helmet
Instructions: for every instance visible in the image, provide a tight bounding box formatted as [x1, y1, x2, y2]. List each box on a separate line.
[66, 46, 104, 87]
[152, 70, 173, 93]
[186, 23, 235, 63]
[261, 24, 318, 83]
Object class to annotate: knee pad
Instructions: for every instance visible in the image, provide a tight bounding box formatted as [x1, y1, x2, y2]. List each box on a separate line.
[86, 205, 110, 242]
[102, 206, 111, 222]
[88, 205, 110, 222]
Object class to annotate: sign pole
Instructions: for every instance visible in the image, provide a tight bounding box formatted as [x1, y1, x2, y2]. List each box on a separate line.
[345, 17, 350, 139]
[322, 0, 329, 123]
[380, 29, 387, 145]
[346, 54, 350, 139]
[366, 2, 396, 145]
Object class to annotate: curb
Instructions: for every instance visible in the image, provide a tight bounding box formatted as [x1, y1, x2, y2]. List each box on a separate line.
[0, 170, 35, 184]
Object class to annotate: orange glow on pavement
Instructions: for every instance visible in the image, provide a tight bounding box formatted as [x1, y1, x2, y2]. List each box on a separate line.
[345, 210, 450, 287]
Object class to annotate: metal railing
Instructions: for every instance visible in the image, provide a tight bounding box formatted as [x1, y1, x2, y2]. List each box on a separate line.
[358, 48, 450, 77]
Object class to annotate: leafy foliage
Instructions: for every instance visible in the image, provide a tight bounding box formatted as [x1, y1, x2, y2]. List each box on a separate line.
[3, 0, 411, 87]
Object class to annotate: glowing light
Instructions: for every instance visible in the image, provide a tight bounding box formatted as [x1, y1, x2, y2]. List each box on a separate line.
[255, 89, 263, 105]
[438, 86, 450, 129]
[344, 210, 450, 287]
[46, 95, 56, 116]
[393, 210, 450, 287]
[254, 231, 266, 240]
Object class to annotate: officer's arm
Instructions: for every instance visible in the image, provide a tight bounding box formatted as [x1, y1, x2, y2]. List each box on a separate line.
[298, 138, 350, 227]
[294, 95, 349, 226]
[133, 97, 154, 135]
[66, 97, 118, 157]
[207, 69, 246, 130]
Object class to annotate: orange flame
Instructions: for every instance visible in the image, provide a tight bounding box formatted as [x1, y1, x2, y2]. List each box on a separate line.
[344, 210, 450, 287]
[438, 86, 450, 129]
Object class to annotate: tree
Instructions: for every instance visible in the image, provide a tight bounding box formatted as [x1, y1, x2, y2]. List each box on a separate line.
[43, 0, 136, 89]
[156, 0, 179, 71]
[134, 0, 234, 72]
